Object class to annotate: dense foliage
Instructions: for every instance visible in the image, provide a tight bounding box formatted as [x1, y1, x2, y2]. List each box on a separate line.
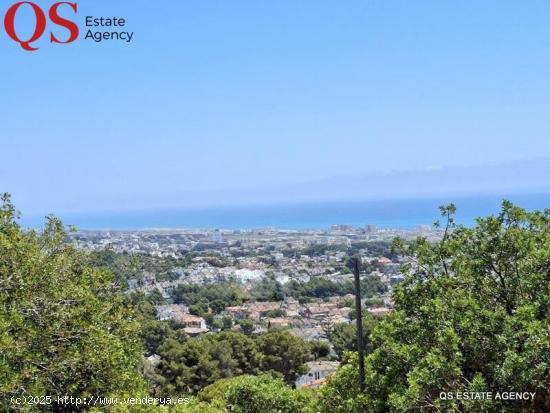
[150, 329, 311, 395]
[0, 194, 144, 411]
[170, 273, 386, 311]
[282, 276, 386, 302]
[172, 282, 248, 315]
[256, 329, 310, 383]
[249, 276, 285, 301]
[329, 314, 378, 359]
[322, 203, 550, 412]
[90, 249, 190, 286]
[223, 375, 316, 413]
[197, 375, 318, 413]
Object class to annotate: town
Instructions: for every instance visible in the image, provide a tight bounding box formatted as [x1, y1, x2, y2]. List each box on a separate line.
[71, 224, 441, 388]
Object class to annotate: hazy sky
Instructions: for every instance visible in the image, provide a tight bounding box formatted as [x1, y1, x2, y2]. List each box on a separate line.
[1, 0, 550, 214]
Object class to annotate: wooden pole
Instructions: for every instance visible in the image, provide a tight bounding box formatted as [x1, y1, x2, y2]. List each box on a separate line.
[353, 256, 366, 392]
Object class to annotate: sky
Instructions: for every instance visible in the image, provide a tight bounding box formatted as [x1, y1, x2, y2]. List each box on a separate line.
[1, 0, 550, 215]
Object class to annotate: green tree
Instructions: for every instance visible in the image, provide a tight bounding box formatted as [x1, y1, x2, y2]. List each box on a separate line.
[224, 375, 316, 413]
[0, 194, 144, 411]
[126, 292, 188, 356]
[140, 319, 186, 356]
[329, 315, 377, 360]
[156, 332, 262, 394]
[222, 316, 233, 330]
[285, 278, 354, 300]
[265, 309, 287, 318]
[238, 319, 255, 336]
[318, 353, 370, 413]
[250, 276, 284, 301]
[309, 340, 331, 360]
[173, 282, 248, 314]
[257, 330, 310, 384]
[189, 303, 209, 317]
[321, 202, 550, 412]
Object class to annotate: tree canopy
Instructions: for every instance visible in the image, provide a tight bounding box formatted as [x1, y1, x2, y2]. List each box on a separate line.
[321, 202, 550, 412]
[0, 194, 144, 411]
[153, 329, 311, 395]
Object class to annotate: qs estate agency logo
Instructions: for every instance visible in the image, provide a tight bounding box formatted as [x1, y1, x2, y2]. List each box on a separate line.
[3, 2, 79, 51]
[3, 1, 134, 51]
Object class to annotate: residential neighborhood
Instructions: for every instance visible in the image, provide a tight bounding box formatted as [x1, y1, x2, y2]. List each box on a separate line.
[69, 224, 441, 387]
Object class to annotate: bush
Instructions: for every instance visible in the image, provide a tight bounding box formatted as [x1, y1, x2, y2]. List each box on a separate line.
[225, 375, 316, 413]
[0, 194, 145, 411]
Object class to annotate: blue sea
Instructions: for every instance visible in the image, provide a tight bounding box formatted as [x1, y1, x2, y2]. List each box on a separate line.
[22, 193, 550, 230]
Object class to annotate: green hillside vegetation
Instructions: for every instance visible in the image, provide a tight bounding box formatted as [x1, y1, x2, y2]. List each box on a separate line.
[320, 203, 550, 412]
[90, 249, 191, 286]
[0, 194, 145, 411]
[1, 194, 548, 412]
[145, 328, 310, 395]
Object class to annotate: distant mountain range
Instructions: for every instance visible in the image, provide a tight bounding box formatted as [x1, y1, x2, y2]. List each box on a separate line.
[15, 158, 550, 215]
[153, 158, 550, 208]
[279, 158, 550, 203]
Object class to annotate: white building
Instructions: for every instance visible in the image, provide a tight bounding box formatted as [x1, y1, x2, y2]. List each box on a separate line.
[295, 361, 340, 388]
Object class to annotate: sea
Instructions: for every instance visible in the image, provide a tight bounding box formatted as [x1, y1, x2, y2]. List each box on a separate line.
[21, 193, 550, 231]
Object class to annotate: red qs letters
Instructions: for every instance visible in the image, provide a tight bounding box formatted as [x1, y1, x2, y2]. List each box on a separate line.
[49, 2, 79, 44]
[3, 2, 45, 51]
[4, 2, 79, 51]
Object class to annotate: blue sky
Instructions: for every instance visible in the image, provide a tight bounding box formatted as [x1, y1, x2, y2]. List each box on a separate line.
[1, 0, 550, 214]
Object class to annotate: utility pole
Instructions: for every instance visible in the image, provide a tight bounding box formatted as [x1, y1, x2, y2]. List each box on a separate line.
[352, 255, 365, 392]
